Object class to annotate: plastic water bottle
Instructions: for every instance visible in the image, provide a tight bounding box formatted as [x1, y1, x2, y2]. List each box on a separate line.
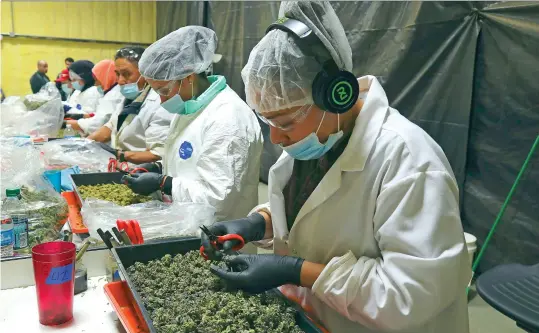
[64, 124, 77, 138]
[3, 188, 28, 250]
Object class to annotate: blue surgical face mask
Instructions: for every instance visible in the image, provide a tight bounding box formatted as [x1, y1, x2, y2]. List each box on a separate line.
[96, 86, 104, 95]
[120, 77, 142, 99]
[72, 81, 83, 91]
[161, 94, 186, 114]
[281, 112, 344, 160]
[160, 79, 187, 114]
[61, 83, 73, 95]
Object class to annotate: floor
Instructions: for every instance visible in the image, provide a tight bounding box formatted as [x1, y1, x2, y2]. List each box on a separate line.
[256, 183, 524, 333]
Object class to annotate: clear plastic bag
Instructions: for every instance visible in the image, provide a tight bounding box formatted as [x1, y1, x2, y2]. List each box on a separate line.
[0, 83, 63, 137]
[40, 138, 114, 173]
[0, 137, 44, 196]
[81, 199, 216, 241]
[0, 136, 68, 255]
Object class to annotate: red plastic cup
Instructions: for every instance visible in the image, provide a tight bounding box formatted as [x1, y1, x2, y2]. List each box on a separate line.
[32, 241, 76, 326]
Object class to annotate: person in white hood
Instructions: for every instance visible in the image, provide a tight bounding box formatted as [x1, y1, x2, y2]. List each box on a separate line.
[64, 60, 102, 115]
[66, 59, 124, 135]
[122, 26, 263, 221]
[202, 2, 471, 333]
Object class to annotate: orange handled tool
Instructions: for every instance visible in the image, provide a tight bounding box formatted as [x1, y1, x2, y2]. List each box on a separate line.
[199, 225, 245, 260]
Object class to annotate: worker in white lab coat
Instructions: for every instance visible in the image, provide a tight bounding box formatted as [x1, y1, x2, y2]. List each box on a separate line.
[64, 60, 102, 115]
[66, 59, 124, 136]
[88, 46, 173, 164]
[202, 2, 471, 333]
[122, 26, 263, 221]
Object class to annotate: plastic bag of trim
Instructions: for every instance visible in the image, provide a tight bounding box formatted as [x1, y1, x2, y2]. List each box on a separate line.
[1, 83, 63, 137]
[81, 199, 216, 242]
[40, 138, 114, 173]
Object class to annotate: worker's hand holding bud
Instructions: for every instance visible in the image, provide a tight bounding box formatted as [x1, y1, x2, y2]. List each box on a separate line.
[210, 254, 304, 294]
[122, 173, 164, 196]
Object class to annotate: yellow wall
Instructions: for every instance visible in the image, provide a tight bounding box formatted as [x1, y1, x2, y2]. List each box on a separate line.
[1, 1, 156, 97]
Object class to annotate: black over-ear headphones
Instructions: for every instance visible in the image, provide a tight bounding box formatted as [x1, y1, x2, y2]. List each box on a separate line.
[266, 17, 359, 114]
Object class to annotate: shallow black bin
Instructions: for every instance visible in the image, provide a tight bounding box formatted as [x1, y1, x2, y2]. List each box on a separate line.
[112, 237, 325, 333]
[70, 172, 124, 206]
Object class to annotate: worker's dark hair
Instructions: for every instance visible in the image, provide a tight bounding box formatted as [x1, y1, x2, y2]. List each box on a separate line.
[115, 46, 146, 65]
[65, 57, 74, 63]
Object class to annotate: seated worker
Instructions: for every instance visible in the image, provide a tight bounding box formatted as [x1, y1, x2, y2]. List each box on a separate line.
[88, 46, 173, 164]
[66, 59, 124, 135]
[122, 26, 263, 221]
[65, 60, 102, 115]
[201, 2, 471, 333]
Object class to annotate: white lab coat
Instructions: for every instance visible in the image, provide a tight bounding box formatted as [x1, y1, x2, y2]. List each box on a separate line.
[163, 86, 263, 222]
[77, 85, 124, 135]
[105, 89, 173, 157]
[253, 76, 471, 333]
[65, 86, 101, 114]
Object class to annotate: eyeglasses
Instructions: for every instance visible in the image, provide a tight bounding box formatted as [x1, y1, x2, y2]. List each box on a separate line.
[256, 104, 313, 131]
[153, 80, 177, 96]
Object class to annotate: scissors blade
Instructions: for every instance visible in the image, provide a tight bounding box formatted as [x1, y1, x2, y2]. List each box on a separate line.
[200, 225, 218, 244]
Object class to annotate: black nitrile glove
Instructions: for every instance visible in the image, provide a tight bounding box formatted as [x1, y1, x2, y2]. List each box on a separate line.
[210, 254, 304, 294]
[200, 213, 266, 261]
[64, 112, 84, 120]
[132, 162, 162, 174]
[96, 142, 118, 156]
[122, 173, 171, 196]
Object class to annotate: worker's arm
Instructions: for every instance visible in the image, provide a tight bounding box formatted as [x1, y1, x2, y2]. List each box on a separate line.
[122, 150, 160, 164]
[308, 171, 469, 331]
[87, 125, 112, 142]
[258, 210, 273, 240]
[143, 107, 173, 159]
[66, 120, 82, 132]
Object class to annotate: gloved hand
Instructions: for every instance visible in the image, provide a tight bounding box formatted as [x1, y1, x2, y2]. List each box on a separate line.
[96, 142, 118, 157]
[131, 162, 162, 174]
[122, 173, 164, 196]
[64, 113, 84, 120]
[200, 213, 266, 260]
[210, 254, 304, 294]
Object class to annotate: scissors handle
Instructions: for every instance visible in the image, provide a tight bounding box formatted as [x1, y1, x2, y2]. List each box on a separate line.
[216, 234, 245, 251]
[199, 233, 245, 261]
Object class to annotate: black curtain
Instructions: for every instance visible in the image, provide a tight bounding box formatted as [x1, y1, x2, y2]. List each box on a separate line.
[156, 1, 539, 272]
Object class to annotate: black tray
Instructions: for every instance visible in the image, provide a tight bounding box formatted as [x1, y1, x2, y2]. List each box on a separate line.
[70, 172, 124, 206]
[112, 238, 325, 333]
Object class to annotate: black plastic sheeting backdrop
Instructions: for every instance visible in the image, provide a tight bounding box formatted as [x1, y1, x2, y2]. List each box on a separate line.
[156, 1, 539, 273]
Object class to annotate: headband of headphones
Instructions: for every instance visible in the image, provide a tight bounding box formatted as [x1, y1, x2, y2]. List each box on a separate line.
[266, 17, 359, 114]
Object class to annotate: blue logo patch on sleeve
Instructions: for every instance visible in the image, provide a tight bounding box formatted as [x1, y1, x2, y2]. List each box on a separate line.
[179, 141, 193, 160]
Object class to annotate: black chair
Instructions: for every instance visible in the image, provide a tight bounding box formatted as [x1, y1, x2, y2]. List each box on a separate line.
[476, 263, 539, 333]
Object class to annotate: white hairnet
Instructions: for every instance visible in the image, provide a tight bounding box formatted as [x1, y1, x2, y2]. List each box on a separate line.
[241, 1, 353, 113]
[139, 26, 217, 81]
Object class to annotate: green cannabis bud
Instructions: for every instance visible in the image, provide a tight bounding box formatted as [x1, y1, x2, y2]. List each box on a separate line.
[127, 251, 305, 333]
[78, 183, 152, 206]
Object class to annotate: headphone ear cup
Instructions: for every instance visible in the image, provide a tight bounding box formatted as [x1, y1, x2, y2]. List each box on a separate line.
[312, 70, 330, 111]
[312, 70, 359, 114]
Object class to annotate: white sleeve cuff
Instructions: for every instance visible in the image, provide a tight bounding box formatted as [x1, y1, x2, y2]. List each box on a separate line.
[77, 118, 90, 134]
